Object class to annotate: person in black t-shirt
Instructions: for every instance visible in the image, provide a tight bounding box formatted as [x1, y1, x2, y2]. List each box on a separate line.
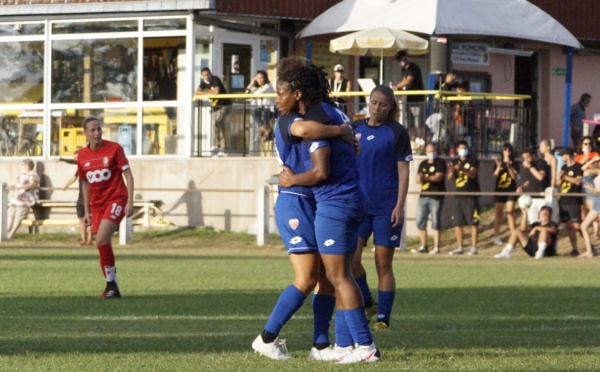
[413, 143, 447, 254]
[59, 152, 92, 246]
[195, 67, 232, 154]
[517, 149, 550, 224]
[494, 205, 558, 259]
[557, 147, 584, 256]
[492, 143, 520, 246]
[447, 140, 480, 255]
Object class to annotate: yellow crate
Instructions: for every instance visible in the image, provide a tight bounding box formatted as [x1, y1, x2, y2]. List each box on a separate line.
[60, 128, 86, 156]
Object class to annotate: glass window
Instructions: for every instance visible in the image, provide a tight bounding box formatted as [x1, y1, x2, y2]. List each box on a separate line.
[52, 20, 137, 34]
[52, 38, 138, 103]
[142, 106, 181, 155]
[0, 41, 44, 103]
[0, 23, 45, 36]
[143, 37, 185, 102]
[0, 108, 44, 157]
[143, 18, 186, 31]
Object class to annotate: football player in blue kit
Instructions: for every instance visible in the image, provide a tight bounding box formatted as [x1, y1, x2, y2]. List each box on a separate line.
[276, 58, 380, 364]
[350, 85, 412, 331]
[252, 59, 357, 361]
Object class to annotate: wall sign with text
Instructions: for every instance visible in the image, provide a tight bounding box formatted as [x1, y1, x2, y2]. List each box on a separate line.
[451, 43, 489, 66]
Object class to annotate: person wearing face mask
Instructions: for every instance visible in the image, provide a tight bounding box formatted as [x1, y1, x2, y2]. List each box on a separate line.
[351, 85, 412, 332]
[413, 143, 447, 254]
[447, 141, 480, 255]
[6, 159, 40, 240]
[195, 67, 232, 156]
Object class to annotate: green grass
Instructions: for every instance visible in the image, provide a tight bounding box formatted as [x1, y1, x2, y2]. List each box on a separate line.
[1, 229, 599, 371]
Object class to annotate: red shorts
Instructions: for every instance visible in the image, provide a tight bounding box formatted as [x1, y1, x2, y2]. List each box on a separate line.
[90, 197, 127, 235]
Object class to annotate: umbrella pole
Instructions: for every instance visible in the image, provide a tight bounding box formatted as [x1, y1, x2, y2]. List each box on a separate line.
[379, 49, 384, 85]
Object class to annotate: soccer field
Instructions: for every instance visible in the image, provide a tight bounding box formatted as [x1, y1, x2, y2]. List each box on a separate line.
[1, 230, 599, 371]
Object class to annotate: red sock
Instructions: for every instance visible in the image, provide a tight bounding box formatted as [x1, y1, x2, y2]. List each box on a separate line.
[97, 243, 115, 277]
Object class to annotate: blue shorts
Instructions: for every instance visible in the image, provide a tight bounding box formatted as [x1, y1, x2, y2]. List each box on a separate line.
[275, 193, 318, 254]
[315, 199, 367, 255]
[357, 214, 403, 248]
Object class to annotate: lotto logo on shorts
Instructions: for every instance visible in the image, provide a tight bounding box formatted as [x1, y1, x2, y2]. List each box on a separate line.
[324, 239, 335, 246]
[86, 169, 112, 183]
[391, 235, 398, 241]
[288, 218, 299, 230]
[289, 236, 303, 245]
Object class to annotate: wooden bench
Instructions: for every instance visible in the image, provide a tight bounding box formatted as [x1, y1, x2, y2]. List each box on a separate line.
[22, 200, 170, 230]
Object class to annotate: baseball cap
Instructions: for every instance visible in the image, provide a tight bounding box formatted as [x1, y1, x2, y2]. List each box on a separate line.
[334, 64, 345, 72]
[559, 147, 575, 156]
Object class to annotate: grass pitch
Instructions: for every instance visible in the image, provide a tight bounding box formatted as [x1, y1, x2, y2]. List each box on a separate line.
[1, 229, 599, 371]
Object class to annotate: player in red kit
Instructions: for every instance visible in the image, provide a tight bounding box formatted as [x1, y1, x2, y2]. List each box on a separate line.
[78, 117, 134, 299]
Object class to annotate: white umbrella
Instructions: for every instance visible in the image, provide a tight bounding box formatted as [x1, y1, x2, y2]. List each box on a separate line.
[299, 0, 581, 49]
[330, 27, 429, 84]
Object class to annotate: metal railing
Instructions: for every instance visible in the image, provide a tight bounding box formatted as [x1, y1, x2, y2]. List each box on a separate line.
[194, 90, 531, 157]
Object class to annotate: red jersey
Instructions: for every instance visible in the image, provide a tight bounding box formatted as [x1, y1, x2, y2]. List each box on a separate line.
[77, 140, 130, 210]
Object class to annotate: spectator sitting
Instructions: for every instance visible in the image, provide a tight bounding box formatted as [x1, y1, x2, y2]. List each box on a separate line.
[494, 205, 558, 259]
[6, 159, 40, 239]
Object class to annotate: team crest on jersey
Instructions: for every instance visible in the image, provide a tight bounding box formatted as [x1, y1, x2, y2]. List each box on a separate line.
[355, 133, 362, 140]
[103, 157, 109, 167]
[289, 218, 299, 230]
[367, 135, 375, 141]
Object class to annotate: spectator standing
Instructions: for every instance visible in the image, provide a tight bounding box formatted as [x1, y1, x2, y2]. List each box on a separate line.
[329, 64, 352, 113]
[6, 159, 39, 239]
[413, 142, 447, 254]
[351, 85, 412, 331]
[539, 139, 557, 188]
[195, 67, 232, 156]
[492, 143, 519, 245]
[557, 147, 584, 256]
[494, 205, 558, 259]
[516, 149, 550, 224]
[393, 51, 424, 131]
[245, 70, 276, 154]
[78, 116, 134, 299]
[448, 141, 480, 255]
[570, 93, 591, 147]
[59, 152, 92, 246]
[575, 136, 600, 240]
[580, 176, 600, 258]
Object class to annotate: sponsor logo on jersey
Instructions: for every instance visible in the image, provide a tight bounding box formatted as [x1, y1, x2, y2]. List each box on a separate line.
[103, 157, 109, 167]
[84, 162, 90, 167]
[324, 239, 335, 246]
[289, 218, 299, 230]
[405, 154, 413, 161]
[86, 169, 112, 183]
[290, 236, 303, 245]
[367, 135, 375, 141]
[391, 235, 398, 241]
[110, 215, 117, 220]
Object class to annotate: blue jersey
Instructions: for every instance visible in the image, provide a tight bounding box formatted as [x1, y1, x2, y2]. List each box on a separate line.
[351, 117, 412, 215]
[275, 112, 316, 198]
[305, 102, 363, 203]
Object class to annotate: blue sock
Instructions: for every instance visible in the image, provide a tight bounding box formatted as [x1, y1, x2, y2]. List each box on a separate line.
[264, 285, 306, 336]
[355, 273, 373, 305]
[312, 293, 335, 345]
[345, 308, 373, 346]
[377, 290, 396, 325]
[334, 309, 354, 347]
